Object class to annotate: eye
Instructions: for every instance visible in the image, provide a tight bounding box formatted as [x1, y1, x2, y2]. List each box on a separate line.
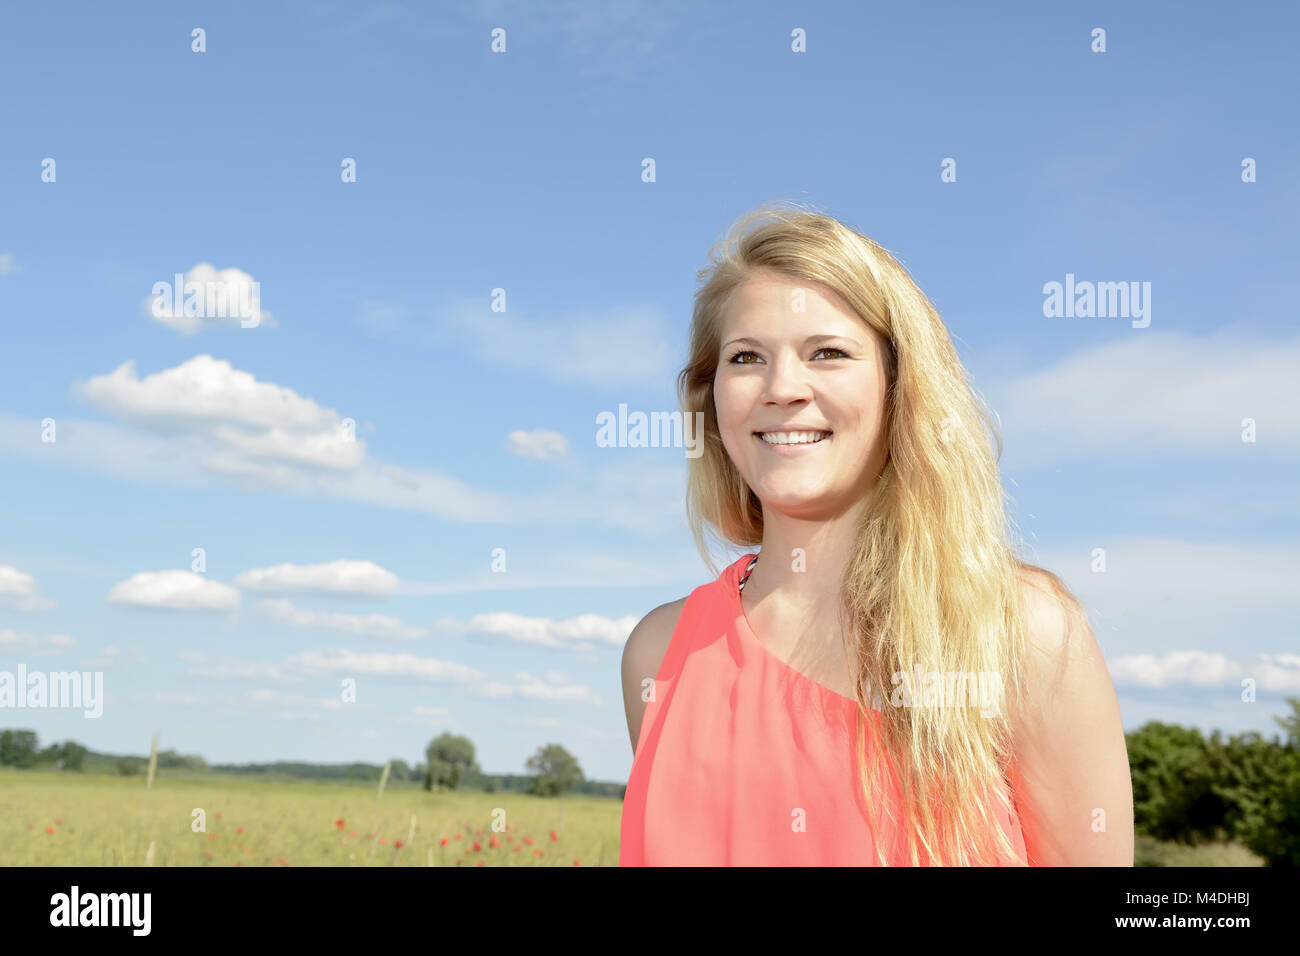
[727, 350, 760, 364]
[812, 347, 849, 360]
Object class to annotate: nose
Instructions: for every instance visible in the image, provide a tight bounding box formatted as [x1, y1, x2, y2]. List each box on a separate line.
[761, 349, 813, 406]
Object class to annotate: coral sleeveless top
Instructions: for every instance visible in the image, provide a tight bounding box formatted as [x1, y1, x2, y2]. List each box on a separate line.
[619, 553, 1028, 866]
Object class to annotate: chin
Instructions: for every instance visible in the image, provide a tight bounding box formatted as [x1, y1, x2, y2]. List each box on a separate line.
[752, 483, 834, 512]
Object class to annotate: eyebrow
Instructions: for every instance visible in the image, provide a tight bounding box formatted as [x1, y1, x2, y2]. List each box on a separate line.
[721, 333, 863, 350]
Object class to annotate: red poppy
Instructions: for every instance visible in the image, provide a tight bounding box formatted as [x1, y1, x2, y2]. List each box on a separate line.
[574, 860, 581, 866]
[394, 840, 404, 850]
[379, 837, 387, 845]
[533, 849, 544, 857]
[236, 827, 245, 834]
[549, 830, 558, 842]
[489, 836, 500, 849]
[472, 840, 481, 851]
[453, 833, 462, 841]
[45, 826, 55, 835]
[207, 834, 216, 841]
[349, 831, 356, 838]
[523, 836, 534, 846]
[476, 860, 484, 867]
[55, 818, 63, 825]
[440, 836, 449, 846]
[334, 818, 345, 829]
[475, 828, 482, 836]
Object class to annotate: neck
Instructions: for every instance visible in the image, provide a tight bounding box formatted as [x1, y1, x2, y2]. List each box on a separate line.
[749, 498, 870, 608]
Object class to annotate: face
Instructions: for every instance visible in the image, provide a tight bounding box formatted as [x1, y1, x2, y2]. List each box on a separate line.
[713, 269, 892, 522]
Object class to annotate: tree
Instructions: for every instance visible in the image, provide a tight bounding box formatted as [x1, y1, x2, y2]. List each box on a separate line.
[37, 740, 88, 771]
[155, 749, 208, 771]
[526, 743, 584, 797]
[1126, 722, 1228, 843]
[61, 741, 87, 771]
[1216, 698, 1300, 866]
[424, 733, 479, 791]
[0, 730, 39, 768]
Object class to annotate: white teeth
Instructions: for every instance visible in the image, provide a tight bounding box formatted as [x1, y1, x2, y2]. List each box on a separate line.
[759, 431, 830, 445]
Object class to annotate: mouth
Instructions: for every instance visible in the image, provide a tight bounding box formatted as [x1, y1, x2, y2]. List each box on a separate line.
[753, 429, 832, 447]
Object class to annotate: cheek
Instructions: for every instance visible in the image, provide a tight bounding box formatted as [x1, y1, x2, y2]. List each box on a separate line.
[712, 378, 748, 433]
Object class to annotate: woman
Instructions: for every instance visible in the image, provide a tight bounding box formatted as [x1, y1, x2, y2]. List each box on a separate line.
[619, 203, 1134, 866]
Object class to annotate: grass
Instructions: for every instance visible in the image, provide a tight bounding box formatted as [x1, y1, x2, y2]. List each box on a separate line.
[3, 770, 1266, 866]
[1133, 834, 1265, 867]
[0, 769, 620, 866]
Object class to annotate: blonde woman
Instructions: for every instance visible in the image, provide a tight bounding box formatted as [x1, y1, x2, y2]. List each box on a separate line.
[619, 203, 1134, 866]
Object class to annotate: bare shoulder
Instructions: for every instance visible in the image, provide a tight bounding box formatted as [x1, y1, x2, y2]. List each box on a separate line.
[1008, 563, 1134, 865]
[620, 597, 688, 755]
[1015, 565, 1092, 681]
[1008, 563, 1103, 725]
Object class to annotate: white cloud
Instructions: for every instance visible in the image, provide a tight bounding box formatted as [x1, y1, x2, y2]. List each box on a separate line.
[71, 355, 364, 483]
[1027, 536, 1300, 639]
[394, 704, 450, 727]
[258, 597, 427, 639]
[76, 352, 355, 443]
[107, 570, 240, 610]
[179, 650, 293, 681]
[0, 628, 73, 648]
[0, 252, 17, 277]
[153, 691, 199, 705]
[465, 611, 638, 649]
[1109, 650, 1300, 692]
[145, 263, 275, 334]
[441, 298, 675, 387]
[4, 347, 687, 532]
[236, 560, 400, 596]
[400, 545, 714, 595]
[989, 330, 1300, 466]
[0, 564, 56, 611]
[509, 670, 601, 704]
[247, 688, 348, 719]
[285, 648, 481, 683]
[507, 429, 569, 460]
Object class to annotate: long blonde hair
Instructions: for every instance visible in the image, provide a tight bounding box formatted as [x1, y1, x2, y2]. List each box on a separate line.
[679, 200, 1071, 865]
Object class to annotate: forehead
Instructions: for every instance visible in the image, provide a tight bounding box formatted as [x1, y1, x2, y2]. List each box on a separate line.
[720, 270, 868, 338]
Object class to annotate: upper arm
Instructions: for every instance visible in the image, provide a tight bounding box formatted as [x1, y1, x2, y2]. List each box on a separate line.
[1008, 569, 1134, 866]
[620, 597, 687, 756]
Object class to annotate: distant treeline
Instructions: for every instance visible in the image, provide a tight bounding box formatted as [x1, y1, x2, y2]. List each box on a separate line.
[0, 730, 625, 798]
[4, 699, 1298, 863]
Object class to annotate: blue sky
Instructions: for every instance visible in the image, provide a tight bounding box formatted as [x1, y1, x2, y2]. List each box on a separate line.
[1, 0, 1297, 784]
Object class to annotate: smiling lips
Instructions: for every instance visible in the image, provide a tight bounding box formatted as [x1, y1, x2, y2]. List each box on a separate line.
[754, 429, 832, 445]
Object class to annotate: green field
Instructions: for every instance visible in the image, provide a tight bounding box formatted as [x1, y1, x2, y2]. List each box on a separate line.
[1, 770, 1265, 866]
[0, 770, 621, 866]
